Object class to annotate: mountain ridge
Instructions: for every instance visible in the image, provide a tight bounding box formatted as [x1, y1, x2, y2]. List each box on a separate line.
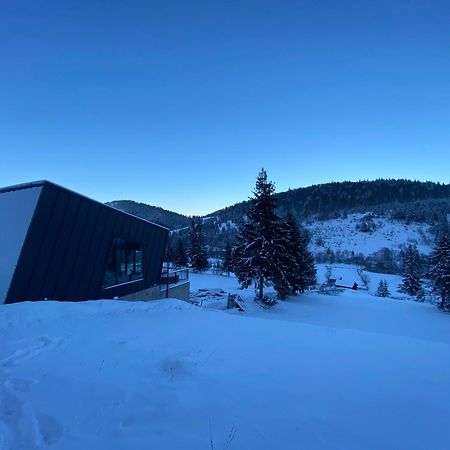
[105, 200, 191, 230]
[108, 179, 450, 230]
[108, 178, 450, 273]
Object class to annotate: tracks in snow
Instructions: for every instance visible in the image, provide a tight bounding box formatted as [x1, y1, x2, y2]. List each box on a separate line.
[0, 336, 65, 449]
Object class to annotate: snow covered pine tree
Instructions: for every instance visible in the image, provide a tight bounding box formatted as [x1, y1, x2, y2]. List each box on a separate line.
[428, 234, 450, 311]
[188, 218, 209, 273]
[398, 245, 423, 300]
[234, 169, 315, 301]
[173, 237, 188, 268]
[285, 214, 317, 294]
[222, 242, 234, 277]
[234, 169, 292, 300]
[376, 280, 390, 297]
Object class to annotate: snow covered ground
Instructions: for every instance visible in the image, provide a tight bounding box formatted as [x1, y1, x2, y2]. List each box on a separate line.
[306, 213, 434, 256]
[192, 264, 404, 300]
[1, 273, 450, 450]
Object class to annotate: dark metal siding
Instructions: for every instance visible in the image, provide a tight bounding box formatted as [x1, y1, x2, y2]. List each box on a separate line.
[77, 205, 110, 300]
[65, 202, 100, 300]
[52, 199, 90, 299]
[6, 182, 168, 303]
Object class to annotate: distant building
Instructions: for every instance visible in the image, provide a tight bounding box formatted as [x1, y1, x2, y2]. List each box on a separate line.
[334, 277, 358, 290]
[0, 180, 189, 304]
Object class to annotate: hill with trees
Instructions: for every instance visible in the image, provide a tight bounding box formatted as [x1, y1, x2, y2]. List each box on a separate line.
[108, 179, 450, 274]
[209, 179, 450, 224]
[106, 200, 191, 230]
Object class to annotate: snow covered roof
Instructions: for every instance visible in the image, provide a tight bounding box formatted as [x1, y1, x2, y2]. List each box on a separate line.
[334, 277, 358, 288]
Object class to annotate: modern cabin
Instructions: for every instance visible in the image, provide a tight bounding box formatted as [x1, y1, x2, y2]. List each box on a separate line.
[0, 180, 188, 304]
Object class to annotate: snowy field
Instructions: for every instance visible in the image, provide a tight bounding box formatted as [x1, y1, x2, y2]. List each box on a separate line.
[1, 273, 450, 450]
[315, 263, 404, 295]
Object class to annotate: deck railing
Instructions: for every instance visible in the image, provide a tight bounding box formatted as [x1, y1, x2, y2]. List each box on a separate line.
[160, 268, 189, 287]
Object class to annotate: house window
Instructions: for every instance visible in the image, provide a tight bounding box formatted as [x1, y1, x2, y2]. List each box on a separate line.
[102, 238, 143, 288]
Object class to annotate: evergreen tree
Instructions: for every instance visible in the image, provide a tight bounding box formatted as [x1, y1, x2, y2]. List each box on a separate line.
[300, 230, 317, 291]
[165, 239, 174, 264]
[270, 218, 295, 300]
[212, 261, 223, 275]
[376, 280, 384, 297]
[398, 245, 423, 299]
[435, 215, 450, 242]
[173, 237, 188, 268]
[416, 287, 425, 303]
[222, 242, 234, 277]
[376, 279, 390, 297]
[234, 169, 293, 301]
[428, 234, 450, 310]
[285, 214, 316, 293]
[284, 215, 303, 294]
[188, 218, 209, 273]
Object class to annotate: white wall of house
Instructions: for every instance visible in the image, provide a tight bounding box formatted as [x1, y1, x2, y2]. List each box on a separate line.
[0, 187, 42, 304]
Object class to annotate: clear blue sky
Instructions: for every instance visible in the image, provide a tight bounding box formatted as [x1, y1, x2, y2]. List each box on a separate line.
[1, 1, 449, 215]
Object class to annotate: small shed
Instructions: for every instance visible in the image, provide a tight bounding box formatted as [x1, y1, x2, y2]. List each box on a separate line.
[334, 277, 358, 290]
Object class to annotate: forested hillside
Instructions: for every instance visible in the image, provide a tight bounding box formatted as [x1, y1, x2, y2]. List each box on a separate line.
[106, 200, 191, 230]
[109, 179, 450, 274]
[211, 179, 450, 223]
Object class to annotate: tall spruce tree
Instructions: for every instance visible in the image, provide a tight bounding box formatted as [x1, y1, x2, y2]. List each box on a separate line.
[173, 237, 188, 268]
[223, 242, 234, 277]
[234, 169, 293, 300]
[188, 218, 209, 273]
[270, 219, 295, 299]
[284, 215, 303, 294]
[285, 214, 317, 293]
[428, 234, 450, 310]
[298, 225, 317, 291]
[398, 245, 423, 299]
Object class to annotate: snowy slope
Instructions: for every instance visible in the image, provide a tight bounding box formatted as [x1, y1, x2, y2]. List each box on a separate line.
[2, 280, 450, 450]
[218, 219, 238, 232]
[307, 213, 434, 256]
[207, 212, 434, 259]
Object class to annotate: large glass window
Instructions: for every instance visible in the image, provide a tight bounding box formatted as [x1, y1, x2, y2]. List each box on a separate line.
[102, 238, 143, 289]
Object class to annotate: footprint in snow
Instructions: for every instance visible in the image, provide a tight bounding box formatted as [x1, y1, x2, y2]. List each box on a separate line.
[36, 412, 64, 445]
[1, 336, 64, 368]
